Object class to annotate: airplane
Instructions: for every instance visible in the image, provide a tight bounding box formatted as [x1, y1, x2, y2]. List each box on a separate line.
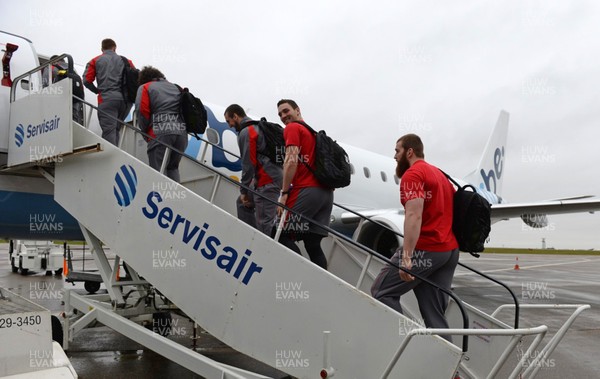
[2, 29, 600, 258]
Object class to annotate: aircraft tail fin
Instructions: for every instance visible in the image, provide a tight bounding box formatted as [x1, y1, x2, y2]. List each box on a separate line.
[463, 110, 509, 198]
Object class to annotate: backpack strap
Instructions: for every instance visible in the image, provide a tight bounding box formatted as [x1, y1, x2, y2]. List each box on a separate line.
[295, 121, 318, 174]
[243, 118, 263, 126]
[439, 169, 460, 188]
[240, 117, 263, 131]
[296, 120, 317, 134]
[120, 55, 131, 68]
[440, 169, 480, 194]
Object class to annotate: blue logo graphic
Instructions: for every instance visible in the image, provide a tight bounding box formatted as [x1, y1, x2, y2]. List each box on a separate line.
[205, 107, 241, 172]
[14, 124, 24, 147]
[479, 146, 505, 194]
[114, 165, 138, 207]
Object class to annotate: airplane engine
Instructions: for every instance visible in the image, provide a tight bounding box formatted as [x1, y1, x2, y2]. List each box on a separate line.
[520, 213, 549, 228]
[352, 213, 405, 259]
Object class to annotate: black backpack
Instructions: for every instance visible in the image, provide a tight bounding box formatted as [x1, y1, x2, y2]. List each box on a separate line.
[176, 85, 208, 140]
[245, 118, 285, 166]
[298, 121, 352, 189]
[442, 171, 491, 257]
[120, 56, 140, 103]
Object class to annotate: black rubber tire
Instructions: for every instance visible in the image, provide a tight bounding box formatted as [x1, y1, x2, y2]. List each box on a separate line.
[11, 258, 18, 273]
[54, 268, 63, 276]
[84, 281, 101, 294]
[51, 315, 64, 347]
[19, 257, 28, 275]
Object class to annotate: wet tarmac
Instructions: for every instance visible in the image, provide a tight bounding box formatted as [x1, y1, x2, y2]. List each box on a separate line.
[1, 243, 599, 378]
[453, 253, 600, 379]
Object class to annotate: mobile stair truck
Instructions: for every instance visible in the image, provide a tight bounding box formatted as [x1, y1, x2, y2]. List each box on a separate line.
[1, 30, 590, 378]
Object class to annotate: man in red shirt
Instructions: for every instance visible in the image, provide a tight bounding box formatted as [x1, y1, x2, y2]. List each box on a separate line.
[276, 99, 333, 270]
[371, 134, 459, 340]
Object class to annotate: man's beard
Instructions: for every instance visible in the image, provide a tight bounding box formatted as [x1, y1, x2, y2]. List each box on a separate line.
[395, 152, 410, 178]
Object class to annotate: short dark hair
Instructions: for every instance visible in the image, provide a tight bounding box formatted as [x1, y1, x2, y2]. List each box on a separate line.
[277, 99, 299, 110]
[138, 66, 165, 86]
[224, 104, 246, 118]
[101, 38, 116, 50]
[398, 134, 424, 158]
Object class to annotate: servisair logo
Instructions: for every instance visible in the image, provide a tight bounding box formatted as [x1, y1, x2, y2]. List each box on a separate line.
[114, 165, 138, 207]
[113, 162, 263, 285]
[13, 116, 61, 147]
[14, 124, 25, 147]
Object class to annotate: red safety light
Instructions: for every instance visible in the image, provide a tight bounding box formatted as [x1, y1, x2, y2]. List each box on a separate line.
[2, 43, 19, 87]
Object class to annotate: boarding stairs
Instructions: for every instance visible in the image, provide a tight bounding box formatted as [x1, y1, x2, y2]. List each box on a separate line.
[5, 55, 589, 379]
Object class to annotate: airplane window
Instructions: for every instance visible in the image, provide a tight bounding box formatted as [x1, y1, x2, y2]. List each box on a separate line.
[363, 167, 371, 178]
[394, 175, 399, 185]
[350, 163, 355, 175]
[381, 171, 387, 182]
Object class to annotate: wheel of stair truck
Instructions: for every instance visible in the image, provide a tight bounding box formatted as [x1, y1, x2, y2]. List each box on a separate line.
[84, 280, 101, 294]
[11, 257, 18, 273]
[54, 268, 63, 276]
[18, 256, 28, 275]
[51, 315, 64, 347]
[9, 240, 18, 273]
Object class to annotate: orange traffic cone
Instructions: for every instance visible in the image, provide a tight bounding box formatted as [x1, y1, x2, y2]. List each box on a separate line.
[63, 256, 69, 276]
[514, 256, 520, 270]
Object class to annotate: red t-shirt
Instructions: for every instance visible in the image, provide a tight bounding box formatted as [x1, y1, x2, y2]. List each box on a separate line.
[400, 160, 458, 252]
[283, 122, 321, 189]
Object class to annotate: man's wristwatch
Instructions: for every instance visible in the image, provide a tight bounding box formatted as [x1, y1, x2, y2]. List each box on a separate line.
[280, 190, 290, 196]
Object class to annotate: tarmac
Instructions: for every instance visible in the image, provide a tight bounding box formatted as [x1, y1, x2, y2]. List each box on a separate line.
[1, 243, 599, 378]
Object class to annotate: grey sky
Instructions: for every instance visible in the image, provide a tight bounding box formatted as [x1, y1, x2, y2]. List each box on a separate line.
[2, 0, 599, 249]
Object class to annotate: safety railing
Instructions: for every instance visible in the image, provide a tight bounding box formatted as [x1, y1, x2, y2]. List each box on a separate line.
[334, 199, 522, 329]
[381, 325, 548, 379]
[491, 303, 591, 378]
[10, 53, 75, 102]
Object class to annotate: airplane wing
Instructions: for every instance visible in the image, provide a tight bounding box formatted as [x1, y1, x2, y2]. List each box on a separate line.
[338, 198, 600, 227]
[491, 198, 600, 220]
[339, 207, 403, 225]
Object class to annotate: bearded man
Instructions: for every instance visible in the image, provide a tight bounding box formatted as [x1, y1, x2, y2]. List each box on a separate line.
[370, 133, 459, 342]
